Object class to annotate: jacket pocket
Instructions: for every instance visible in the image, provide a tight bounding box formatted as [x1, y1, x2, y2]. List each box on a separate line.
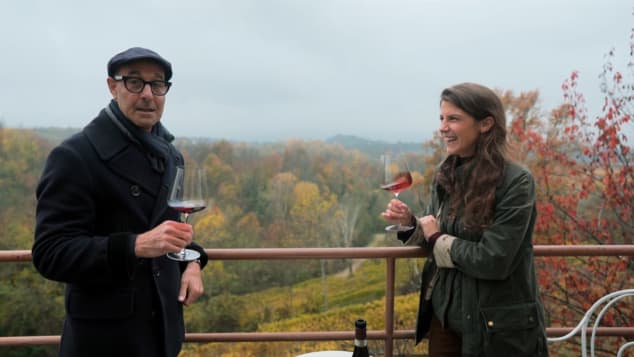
[480, 302, 542, 356]
[67, 288, 135, 320]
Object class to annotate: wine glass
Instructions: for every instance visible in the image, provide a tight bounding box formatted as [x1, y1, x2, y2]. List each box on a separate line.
[380, 152, 414, 232]
[167, 165, 207, 261]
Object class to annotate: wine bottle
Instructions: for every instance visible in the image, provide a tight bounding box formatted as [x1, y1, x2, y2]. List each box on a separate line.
[351, 319, 370, 357]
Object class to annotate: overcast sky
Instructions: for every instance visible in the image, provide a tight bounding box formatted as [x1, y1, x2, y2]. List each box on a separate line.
[1, 0, 632, 142]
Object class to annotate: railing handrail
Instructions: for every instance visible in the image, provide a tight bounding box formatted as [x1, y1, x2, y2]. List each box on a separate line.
[3, 244, 634, 262]
[1, 244, 633, 355]
[1, 327, 633, 346]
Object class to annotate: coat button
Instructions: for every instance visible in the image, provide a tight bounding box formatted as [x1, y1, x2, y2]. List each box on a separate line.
[487, 321, 494, 327]
[130, 185, 141, 197]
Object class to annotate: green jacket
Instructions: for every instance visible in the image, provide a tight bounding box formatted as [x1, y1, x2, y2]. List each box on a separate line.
[400, 161, 549, 356]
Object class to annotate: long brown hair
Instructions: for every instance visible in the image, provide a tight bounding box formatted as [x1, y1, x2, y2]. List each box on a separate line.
[436, 82, 508, 230]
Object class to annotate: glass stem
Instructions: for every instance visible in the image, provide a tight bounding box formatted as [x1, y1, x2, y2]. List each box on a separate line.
[180, 213, 190, 258]
[394, 193, 402, 226]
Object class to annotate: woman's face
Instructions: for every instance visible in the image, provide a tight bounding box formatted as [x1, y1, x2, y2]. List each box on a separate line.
[439, 100, 489, 158]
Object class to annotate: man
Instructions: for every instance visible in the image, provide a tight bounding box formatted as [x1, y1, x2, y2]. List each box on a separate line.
[32, 47, 207, 357]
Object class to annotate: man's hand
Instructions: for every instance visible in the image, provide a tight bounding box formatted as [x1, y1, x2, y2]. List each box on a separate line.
[135, 220, 193, 258]
[179, 261, 204, 306]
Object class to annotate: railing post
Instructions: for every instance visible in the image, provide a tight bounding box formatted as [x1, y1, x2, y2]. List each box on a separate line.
[385, 257, 395, 357]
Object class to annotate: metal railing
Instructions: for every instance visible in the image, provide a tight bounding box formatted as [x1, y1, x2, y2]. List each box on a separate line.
[1, 245, 634, 356]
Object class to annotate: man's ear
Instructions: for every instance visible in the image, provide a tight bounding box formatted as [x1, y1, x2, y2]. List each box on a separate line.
[479, 116, 495, 133]
[106, 77, 118, 98]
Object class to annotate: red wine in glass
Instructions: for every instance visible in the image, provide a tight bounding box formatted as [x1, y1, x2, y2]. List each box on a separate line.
[167, 166, 206, 262]
[381, 171, 413, 196]
[381, 154, 414, 232]
[168, 200, 207, 215]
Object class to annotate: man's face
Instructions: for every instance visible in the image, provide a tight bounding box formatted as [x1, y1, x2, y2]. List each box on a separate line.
[107, 60, 167, 132]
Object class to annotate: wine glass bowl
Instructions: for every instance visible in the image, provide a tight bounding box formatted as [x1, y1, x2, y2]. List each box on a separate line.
[380, 171, 413, 197]
[381, 153, 414, 232]
[167, 166, 206, 261]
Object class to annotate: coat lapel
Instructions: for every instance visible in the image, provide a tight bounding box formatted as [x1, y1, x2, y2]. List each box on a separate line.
[83, 110, 175, 227]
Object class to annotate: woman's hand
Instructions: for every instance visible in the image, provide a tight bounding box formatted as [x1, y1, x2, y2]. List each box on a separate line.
[419, 214, 440, 238]
[381, 199, 413, 226]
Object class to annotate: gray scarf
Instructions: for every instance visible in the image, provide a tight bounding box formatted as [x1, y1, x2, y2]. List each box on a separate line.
[104, 99, 175, 173]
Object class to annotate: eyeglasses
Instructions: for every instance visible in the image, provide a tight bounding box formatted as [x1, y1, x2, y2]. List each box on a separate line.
[113, 75, 172, 96]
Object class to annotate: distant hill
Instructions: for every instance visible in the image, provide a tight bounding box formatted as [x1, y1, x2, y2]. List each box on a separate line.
[33, 127, 80, 145]
[325, 134, 426, 158]
[29, 128, 428, 159]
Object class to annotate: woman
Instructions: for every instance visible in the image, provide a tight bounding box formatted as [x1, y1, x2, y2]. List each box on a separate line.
[382, 83, 549, 356]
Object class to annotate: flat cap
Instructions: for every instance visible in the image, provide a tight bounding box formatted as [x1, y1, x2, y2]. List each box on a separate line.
[107, 47, 172, 80]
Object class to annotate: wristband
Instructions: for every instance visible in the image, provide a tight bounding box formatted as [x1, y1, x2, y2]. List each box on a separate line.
[427, 232, 443, 248]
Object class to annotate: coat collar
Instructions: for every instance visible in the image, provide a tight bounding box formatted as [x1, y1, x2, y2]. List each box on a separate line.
[83, 107, 178, 229]
[83, 108, 130, 161]
[82, 108, 160, 197]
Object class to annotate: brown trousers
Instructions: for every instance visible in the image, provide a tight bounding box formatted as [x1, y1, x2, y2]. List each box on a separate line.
[428, 316, 462, 357]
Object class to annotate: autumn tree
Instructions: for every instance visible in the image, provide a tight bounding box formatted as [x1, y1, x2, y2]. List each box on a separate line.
[504, 25, 633, 355]
[332, 193, 362, 276]
[0, 128, 61, 356]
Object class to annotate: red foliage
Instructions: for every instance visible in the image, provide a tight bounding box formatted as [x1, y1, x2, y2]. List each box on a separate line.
[507, 24, 634, 355]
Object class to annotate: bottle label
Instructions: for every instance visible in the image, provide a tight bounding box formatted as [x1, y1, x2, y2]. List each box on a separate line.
[354, 339, 368, 347]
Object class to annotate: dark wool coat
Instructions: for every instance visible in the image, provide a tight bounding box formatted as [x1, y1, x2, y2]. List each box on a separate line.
[32, 109, 207, 357]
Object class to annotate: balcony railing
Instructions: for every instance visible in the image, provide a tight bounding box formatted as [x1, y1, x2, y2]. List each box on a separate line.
[1, 245, 633, 356]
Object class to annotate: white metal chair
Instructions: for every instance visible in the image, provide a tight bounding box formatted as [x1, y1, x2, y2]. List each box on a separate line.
[547, 288, 634, 357]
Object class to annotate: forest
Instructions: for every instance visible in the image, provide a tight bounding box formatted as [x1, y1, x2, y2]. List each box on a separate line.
[1, 26, 633, 357]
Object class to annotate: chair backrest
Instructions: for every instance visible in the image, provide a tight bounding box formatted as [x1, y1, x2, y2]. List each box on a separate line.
[546, 288, 634, 357]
